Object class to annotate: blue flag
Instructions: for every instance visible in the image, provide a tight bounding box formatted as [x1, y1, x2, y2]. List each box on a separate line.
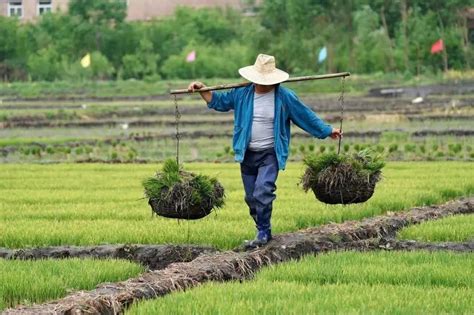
[318, 46, 327, 63]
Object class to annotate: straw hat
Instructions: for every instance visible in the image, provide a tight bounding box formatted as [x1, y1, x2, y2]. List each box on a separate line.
[238, 54, 289, 85]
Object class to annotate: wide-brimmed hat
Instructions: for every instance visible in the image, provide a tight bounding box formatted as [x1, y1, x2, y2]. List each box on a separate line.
[238, 54, 289, 85]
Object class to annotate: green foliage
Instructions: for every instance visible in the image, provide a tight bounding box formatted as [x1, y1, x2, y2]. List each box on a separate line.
[69, 0, 127, 25]
[121, 39, 159, 80]
[1, 1, 471, 81]
[161, 41, 250, 79]
[27, 47, 62, 81]
[89, 51, 114, 80]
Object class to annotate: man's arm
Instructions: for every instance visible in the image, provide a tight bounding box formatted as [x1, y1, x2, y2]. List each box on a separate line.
[286, 90, 342, 139]
[187, 81, 234, 112]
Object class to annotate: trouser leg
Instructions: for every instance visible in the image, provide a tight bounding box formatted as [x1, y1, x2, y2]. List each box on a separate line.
[240, 157, 258, 227]
[252, 150, 279, 236]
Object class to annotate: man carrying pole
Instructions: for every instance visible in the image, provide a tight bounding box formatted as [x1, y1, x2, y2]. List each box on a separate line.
[187, 54, 343, 248]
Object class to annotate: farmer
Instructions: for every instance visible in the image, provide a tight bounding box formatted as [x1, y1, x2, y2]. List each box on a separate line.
[188, 54, 342, 248]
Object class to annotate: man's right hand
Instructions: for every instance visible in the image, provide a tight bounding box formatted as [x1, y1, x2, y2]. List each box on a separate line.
[188, 81, 212, 103]
[187, 81, 205, 92]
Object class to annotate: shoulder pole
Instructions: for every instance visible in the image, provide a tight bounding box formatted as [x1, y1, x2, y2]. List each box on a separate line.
[169, 72, 350, 95]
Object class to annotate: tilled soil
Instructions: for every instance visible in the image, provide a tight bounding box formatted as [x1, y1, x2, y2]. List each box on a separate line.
[4, 197, 473, 315]
[375, 238, 474, 252]
[0, 244, 217, 270]
[1, 92, 472, 126]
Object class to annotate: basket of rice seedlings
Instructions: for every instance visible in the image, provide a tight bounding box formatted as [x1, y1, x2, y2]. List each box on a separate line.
[143, 159, 225, 219]
[300, 149, 384, 204]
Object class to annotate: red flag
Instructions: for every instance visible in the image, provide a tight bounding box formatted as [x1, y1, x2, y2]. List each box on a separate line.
[431, 39, 444, 54]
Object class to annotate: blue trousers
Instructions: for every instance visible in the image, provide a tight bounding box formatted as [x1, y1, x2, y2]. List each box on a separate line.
[240, 148, 279, 236]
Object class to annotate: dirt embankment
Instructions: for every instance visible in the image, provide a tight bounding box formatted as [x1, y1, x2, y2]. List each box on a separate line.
[1, 94, 472, 127]
[5, 197, 473, 314]
[0, 244, 216, 271]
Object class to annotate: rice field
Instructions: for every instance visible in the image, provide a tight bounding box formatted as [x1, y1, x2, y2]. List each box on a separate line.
[125, 203, 474, 314]
[0, 259, 144, 310]
[398, 214, 474, 242]
[127, 251, 474, 314]
[0, 162, 473, 250]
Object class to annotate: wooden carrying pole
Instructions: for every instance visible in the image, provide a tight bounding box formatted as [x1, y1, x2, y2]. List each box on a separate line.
[170, 72, 350, 94]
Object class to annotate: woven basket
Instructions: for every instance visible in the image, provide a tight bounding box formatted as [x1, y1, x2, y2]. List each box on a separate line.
[310, 170, 380, 205]
[149, 198, 213, 220]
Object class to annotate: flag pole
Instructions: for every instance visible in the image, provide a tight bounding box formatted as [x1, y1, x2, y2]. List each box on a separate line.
[436, 13, 449, 72]
[170, 72, 350, 95]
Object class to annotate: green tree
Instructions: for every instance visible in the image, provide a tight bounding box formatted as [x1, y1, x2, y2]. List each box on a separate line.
[27, 46, 61, 81]
[121, 39, 159, 79]
[68, 0, 127, 51]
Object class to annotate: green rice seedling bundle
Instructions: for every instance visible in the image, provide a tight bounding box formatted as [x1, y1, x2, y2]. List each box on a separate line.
[143, 159, 225, 220]
[301, 149, 385, 204]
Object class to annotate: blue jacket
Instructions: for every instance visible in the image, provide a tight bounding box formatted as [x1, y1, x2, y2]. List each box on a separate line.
[207, 84, 332, 170]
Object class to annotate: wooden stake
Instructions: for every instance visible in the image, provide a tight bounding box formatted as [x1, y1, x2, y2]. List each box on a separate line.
[169, 72, 351, 95]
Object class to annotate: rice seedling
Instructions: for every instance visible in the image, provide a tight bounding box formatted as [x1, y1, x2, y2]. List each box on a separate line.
[0, 259, 144, 311]
[0, 162, 472, 250]
[127, 251, 474, 314]
[301, 149, 385, 204]
[398, 214, 474, 242]
[143, 159, 225, 219]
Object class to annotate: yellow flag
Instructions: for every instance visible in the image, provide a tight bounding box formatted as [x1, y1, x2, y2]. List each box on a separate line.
[80, 53, 91, 68]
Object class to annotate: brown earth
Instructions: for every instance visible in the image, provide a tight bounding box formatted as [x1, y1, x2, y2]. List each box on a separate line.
[1, 95, 472, 125]
[4, 197, 473, 314]
[0, 244, 217, 271]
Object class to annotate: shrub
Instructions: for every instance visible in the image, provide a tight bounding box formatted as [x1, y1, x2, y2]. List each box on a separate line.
[448, 143, 462, 154]
[388, 144, 398, 153]
[404, 144, 416, 153]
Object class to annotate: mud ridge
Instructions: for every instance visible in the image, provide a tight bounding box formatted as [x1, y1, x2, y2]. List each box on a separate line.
[0, 244, 217, 271]
[4, 197, 473, 314]
[375, 239, 474, 252]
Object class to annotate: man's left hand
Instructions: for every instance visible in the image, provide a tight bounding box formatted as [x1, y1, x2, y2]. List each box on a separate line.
[330, 128, 343, 140]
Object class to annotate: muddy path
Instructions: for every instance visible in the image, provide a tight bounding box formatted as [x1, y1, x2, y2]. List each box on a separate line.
[0, 244, 216, 271]
[4, 197, 472, 314]
[373, 238, 474, 252]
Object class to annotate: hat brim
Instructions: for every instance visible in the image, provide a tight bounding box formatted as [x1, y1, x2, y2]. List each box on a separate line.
[238, 66, 289, 85]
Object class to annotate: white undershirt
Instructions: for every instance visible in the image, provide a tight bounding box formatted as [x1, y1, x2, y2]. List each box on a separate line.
[248, 89, 275, 151]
